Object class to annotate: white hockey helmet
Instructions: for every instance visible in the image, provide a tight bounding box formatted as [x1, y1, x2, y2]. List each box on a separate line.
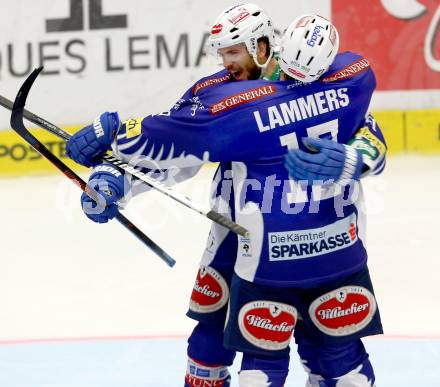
[207, 3, 275, 68]
[279, 15, 339, 83]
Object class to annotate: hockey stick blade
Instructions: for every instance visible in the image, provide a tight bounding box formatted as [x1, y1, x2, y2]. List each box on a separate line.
[9, 67, 176, 267]
[1, 89, 250, 237]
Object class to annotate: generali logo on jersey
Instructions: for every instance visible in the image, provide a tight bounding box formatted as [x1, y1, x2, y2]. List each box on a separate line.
[193, 74, 231, 95]
[210, 85, 276, 115]
[321, 58, 370, 83]
[189, 266, 229, 313]
[238, 301, 297, 350]
[309, 286, 377, 336]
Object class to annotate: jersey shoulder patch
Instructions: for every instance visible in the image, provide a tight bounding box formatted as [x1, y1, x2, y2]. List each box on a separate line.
[192, 70, 232, 95]
[321, 52, 371, 83]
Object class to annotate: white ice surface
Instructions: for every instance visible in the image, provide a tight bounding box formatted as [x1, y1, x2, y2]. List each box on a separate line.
[1, 155, 440, 386]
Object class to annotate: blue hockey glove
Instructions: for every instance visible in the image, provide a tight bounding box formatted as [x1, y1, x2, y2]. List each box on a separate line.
[81, 163, 126, 223]
[66, 112, 120, 167]
[284, 138, 364, 185]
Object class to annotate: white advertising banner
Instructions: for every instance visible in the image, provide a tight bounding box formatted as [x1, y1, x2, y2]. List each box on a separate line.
[0, 0, 330, 130]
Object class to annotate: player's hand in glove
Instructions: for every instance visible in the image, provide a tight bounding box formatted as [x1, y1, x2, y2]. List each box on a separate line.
[284, 137, 364, 185]
[82, 163, 126, 223]
[66, 112, 120, 167]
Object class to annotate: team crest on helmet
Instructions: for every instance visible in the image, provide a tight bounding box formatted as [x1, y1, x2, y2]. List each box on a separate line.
[329, 25, 338, 46]
[309, 286, 377, 336]
[295, 15, 313, 28]
[287, 67, 306, 79]
[189, 266, 229, 313]
[227, 7, 250, 25]
[211, 24, 223, 35]
[238, 301, 297, 351]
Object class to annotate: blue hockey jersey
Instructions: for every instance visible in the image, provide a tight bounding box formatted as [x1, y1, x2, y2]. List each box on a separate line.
[113, 52, 386, 287]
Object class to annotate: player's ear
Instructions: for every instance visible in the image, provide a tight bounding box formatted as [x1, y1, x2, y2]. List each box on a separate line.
[257, 39, 268, 61]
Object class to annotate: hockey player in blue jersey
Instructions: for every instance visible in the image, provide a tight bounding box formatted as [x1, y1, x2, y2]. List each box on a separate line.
[66, 8, 387, 387]
[69, 5, 279, 385]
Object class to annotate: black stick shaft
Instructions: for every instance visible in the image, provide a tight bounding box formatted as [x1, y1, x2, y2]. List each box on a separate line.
[8, 68, 175, 267]
[0, 92, 250, 237]
[0, 94, 70, 140]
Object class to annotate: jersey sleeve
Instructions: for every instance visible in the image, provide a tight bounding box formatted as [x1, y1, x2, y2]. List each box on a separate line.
[117, 164, 203, 207]
[111, 102, 275, 171]
[348, 113, 387, 176]
[112, 80, 203, 203]
[114, 71, 234, 199]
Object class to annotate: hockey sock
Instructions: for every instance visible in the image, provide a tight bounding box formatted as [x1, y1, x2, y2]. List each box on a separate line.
[239, 353, 289, 386]
[185, 357, 231, 387]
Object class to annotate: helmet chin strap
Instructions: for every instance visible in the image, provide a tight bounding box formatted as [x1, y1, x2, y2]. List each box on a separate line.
[252, 47, 274, 69]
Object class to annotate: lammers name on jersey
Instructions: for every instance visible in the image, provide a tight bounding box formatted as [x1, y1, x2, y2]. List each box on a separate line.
[112, 51, 380, 286]
[254, 88, 350, 132]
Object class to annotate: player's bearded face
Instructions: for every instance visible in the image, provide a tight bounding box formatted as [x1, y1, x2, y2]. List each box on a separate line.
[218, 43, 261, 81]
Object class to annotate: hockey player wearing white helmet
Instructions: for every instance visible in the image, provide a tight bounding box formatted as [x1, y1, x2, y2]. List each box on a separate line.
[207, 3, 279, 81]
[278, 14, 340, 83]
[221, 15, 384, 387]
[66, 10, 385, 387]
[184, 4, 281, 387]
[185, 14, 384, 387]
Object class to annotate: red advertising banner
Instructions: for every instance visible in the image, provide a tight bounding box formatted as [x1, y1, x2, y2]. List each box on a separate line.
[332, 0, 440, 90]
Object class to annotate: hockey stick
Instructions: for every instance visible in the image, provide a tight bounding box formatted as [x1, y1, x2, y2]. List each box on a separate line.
[9, 67, 176, 267]
[0, 74, 249, 237]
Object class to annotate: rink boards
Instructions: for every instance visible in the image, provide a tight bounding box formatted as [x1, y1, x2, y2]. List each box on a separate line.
[0, 109, 439, 176]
